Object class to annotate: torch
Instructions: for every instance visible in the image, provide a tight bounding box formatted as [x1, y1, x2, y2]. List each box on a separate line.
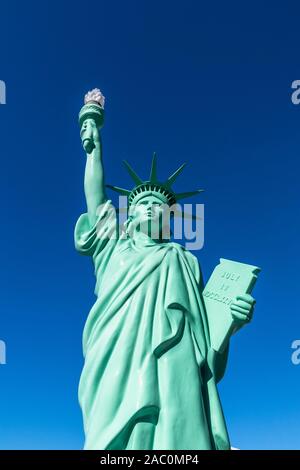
[79, 88, 105, 154]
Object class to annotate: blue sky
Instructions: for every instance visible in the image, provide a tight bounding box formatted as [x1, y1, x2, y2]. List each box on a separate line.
[0, 0, 300, 450]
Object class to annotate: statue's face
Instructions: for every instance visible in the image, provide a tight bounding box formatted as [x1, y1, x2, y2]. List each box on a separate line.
[128, 194, 170, 240]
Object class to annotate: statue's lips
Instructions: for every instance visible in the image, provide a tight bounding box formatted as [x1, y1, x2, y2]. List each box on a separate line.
[139, 213, 159, 222]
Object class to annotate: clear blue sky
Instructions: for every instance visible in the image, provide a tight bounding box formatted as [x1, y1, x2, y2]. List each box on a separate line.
[0, 0, 299, 450]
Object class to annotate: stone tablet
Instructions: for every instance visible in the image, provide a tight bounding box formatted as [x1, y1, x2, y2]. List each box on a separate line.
[202, 258, 261, 353]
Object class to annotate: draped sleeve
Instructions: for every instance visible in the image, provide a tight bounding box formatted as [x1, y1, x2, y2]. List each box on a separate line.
[74, 200, 121, 295]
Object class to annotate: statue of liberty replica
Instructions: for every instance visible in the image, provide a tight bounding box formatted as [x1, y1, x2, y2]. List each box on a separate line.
[75, 89, 260, 450]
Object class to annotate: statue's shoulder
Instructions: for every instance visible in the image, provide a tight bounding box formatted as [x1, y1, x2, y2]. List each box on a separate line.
[165, 241, 201, 282]
[167, 241, 199, 262]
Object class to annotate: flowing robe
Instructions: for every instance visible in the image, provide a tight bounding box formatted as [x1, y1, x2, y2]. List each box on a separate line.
[74, 200, 230, 450]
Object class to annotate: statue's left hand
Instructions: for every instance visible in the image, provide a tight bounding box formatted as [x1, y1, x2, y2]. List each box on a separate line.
[230, 293, 256, 327]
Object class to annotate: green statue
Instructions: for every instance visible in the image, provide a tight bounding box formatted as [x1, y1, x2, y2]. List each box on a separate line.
[75, 89, 260, 450]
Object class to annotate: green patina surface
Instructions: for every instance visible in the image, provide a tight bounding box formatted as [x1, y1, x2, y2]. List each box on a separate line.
[75, 90, 259, 450]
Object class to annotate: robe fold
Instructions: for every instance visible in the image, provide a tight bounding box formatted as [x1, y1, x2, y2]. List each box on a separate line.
[74, 200, 230, 450]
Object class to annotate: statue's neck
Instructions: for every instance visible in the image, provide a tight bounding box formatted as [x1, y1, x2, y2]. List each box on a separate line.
[131, 228, 169, 246]
[132, 229, 161, 244]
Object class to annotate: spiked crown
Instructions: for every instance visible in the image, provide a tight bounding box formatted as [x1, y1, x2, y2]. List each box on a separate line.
[106, 152, 204, 208]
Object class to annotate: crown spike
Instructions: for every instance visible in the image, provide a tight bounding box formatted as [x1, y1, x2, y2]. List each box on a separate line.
[175, 189, 204, 200]
[149, 152, 157, 183]
[106, 184, 131, 196]
[123, 160, 143, 185]
[165, 163, 187, 188]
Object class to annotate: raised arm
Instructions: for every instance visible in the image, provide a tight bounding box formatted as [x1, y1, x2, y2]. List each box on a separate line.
[81, 119, 107, 225]
[79, 89, 107, 226]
